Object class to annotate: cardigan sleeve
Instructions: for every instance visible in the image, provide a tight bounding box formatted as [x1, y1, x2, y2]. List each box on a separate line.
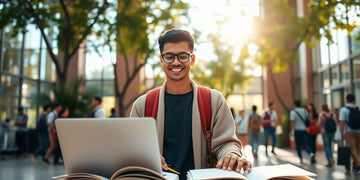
[209, 89, 244, 160]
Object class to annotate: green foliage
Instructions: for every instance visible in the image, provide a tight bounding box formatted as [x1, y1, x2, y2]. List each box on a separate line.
[192, 35, 251, 98]
[89, 0, 189, 116]
[40, 77, 95, 117]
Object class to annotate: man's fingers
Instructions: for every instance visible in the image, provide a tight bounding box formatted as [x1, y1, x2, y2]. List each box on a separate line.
[221, 155, 231, 170]
[216, 158, 223, 168]
[227, 155, 238, 170]
[161, 155, 167, 170]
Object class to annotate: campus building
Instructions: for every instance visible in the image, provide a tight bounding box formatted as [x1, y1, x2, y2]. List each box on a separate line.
[261, 0, 360, 121]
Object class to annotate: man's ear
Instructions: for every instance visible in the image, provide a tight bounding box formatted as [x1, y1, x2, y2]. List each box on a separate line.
[159, 54, 164, 66]
[190, 54, 195, 65]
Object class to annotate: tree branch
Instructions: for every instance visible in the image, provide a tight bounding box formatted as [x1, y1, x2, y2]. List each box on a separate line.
[59, 0, 72, 61]
[268, 63, 290, 112]
[68, 0, 109, 60]
[24, 0, 61, 77]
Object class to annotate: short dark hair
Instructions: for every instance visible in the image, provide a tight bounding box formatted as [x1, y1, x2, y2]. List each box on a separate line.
[53, 103, 61, 109]
[158, 29, 194, 54]
[43, 104, 50, 111]
[17, 106, 24, 111]
[294, 100, 301, 107]
[346, 94, 355, 102]
[111, 108, 115, 113]
[269, 102, 274, 107]
[252, 105, 257, 112]
[94, 96, 102, 104]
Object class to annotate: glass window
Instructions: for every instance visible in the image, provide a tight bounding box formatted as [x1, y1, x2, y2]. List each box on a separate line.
[86, 53, 104, 80]
[351, 26, 360, 54]
[354, 57, 360, 80]
[337, 29, 349, 61]
[321, 70, 330, 88]
[40, 82, 55, 102]
[21, 97, 37, 128]
[320, 37, 329, 66]
[104, 64, 114, 79]
[22, 79, 37, 98]
[1, 75, 19, 96]
[340, 62, 351, 83]
[85, 80, 101, 95]
[329, 30, 339, 65]
[23, 49, 39, 79]
[331, 90, 343, 110]
[0, 97, 18, 121]
[2, 27, 23, 74]
[331, 66, 339, 84]
[103, 80, 114, 96]
[40, 49, 56, 81]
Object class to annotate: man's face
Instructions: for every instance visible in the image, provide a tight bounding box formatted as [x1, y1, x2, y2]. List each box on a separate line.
[92, 99, 99, 107]
[55, 106, 62, 113]
[160, 41, 195, 82]
[270, 104, 275, 110]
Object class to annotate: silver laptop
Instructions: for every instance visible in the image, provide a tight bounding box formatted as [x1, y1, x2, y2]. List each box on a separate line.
[55, 117, 162, 178]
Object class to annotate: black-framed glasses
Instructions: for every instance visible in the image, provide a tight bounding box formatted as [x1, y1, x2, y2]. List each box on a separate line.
[161, 52, 192, 64]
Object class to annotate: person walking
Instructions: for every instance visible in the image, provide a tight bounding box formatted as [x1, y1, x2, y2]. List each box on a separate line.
[261, 102, 278, 156]
[290, 100, 314, 164]
[317, 104, 337, 167]
[43, 103, 62, 164]
[53, 107, 69, 165]
[339, 94, 360, 174]
[235, 109, 248, 146]
[30, 104, 51, 162]
[248, 105, 262, 159]
[306, 102, 319, 164]
[130, 29, 251, 180]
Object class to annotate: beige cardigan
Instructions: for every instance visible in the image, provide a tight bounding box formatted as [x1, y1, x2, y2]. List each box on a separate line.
[130, 80, 244, 169]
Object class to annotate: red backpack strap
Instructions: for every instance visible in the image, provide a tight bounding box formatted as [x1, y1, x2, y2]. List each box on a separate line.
[145, 88, 160, 119]
[197, 86, 214, 167]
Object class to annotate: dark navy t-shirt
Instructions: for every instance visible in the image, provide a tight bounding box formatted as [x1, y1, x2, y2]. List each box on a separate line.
[163, 91, 194, 180]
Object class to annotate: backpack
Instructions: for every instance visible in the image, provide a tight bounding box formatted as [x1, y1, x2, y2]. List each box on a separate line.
[249, 114, 261, 131]
[262, 111, 271, 128]
[36, 113, 48, 132]
[307, 118, 320, 135]
[345, 106, 360, 129]
[324, 114, 336, 133]
[145, 86, 216, 168]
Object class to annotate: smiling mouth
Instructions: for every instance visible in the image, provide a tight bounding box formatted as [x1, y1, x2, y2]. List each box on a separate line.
[170, 66, 185, 72]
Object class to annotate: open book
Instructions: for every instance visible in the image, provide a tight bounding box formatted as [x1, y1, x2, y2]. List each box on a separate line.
[52, 166, 178, 180]
[187, 164, 316, 180]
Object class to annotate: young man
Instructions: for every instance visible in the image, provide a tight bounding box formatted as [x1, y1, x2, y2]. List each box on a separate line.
[248, 105, 261, 159]
[43, 103, 62, 164]
[31, 104, 52, 162]
[235, 109, 248, 146]
[130, 29, 251, 179]
[289, 100, 314, 164]
[261, 102, 278, 156]
[14, 106, 28, 157]
[339, 94, 360, 174]
[92, 96, 105, 118]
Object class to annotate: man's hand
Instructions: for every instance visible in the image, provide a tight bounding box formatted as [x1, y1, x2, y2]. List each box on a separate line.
[215, 152, 252, 173]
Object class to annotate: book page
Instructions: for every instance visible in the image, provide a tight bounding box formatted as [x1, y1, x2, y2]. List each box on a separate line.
[244, 164, 316, 180]
[187, 168, 247, 180]
[52, 173, 109, 180]
[111, 166, 174, 180]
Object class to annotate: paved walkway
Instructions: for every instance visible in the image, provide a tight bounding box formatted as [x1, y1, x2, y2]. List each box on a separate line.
[0, 145, 359, 180]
